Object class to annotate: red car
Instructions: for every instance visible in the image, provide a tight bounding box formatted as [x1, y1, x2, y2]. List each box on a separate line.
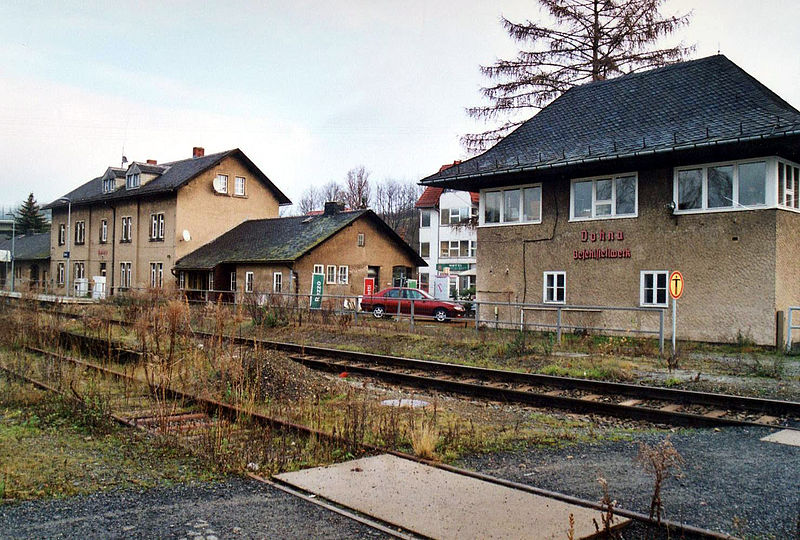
[360, 287, 465, 322]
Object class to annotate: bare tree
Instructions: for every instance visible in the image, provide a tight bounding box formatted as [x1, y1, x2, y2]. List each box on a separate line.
[321, 180, 345, 205]
[464, 0, 693, 152]
[298, 185, 321, 215]
[344, 166, 372, 209]
[373, 179, 422, 246]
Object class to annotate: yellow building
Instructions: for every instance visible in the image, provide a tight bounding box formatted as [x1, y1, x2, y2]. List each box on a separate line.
[45, 147, 290, 295]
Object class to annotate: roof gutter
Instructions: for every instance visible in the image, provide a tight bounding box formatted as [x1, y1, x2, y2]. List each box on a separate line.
[422, 128, 800, 185]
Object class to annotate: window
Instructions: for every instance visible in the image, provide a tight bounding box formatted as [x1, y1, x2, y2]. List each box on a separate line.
[100, 220, 108, 243]
[120, 262, 132, 289]
[234, 176, 246, 196]
[441, 207, 472, 225]
[273, 272, 282, 293]
[469, 240, 477, 258]
[103, 177, 116, 193]
[74, 221, 85, 245]
[179, 272, 185, 289]
[72, 262, 84, 280]
[640, 271, 668, 307]
[326, 265, 336, 284]
[121, 216, 132, 242]
[57, 263, 65, 285]
[313, 264, 324, 275]
[99, 262, 106, 277]
[58, 224, 65, 246]
[420, 242, 430, 258]
[245, 272, 254, 293]
[126, 172, 140, 190]
[675, 160, 767, 212]
[483, 184, 542, 225]
[150, 262, 163, 288]
[150, 213, 165, 241]
[440, 241, 449, 257]
[420, 210, 431, 228]
[778, 162, 800, 208]
[543, 271, 565, 304]
[338, 266, 349, 284]
[215, 174, 228, 194]
[208, 272, 214, 291]
[571, 174, 637, 220]
[230, 271, 236, 291]
[420, 272, 429, 292]
[357, 233, 365, 247]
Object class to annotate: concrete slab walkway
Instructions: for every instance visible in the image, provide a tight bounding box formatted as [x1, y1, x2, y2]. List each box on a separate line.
[276, 454, 628, 539]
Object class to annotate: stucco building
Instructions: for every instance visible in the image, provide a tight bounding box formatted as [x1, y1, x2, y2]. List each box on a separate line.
[174, 202, 425, 302]
[0, 233, 50, 292]
[415, 184, 478, 298]
[420, 55, 800, 345]
[44, 147, 290, 295]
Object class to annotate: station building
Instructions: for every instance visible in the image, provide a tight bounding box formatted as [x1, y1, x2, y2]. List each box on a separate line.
[420, 55, 800, 345]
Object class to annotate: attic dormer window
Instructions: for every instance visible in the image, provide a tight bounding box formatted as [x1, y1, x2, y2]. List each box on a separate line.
[126, 172, 140, 190]
[103, 178, 114, 193]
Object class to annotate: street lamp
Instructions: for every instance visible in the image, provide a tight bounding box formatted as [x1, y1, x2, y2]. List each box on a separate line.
[4, 213, 14, 293]
[57, 197, 72, 297]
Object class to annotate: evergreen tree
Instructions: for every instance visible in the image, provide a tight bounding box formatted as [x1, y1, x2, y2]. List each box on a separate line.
[464, 0, 693, 152]
[14, 193, 49, 235]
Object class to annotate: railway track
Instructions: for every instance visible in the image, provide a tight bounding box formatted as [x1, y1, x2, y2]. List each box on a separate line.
[27, 303, 800, 431]
[0, 343, 735, 539]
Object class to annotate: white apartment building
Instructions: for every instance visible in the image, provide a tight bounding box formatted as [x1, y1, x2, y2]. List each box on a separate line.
[416, 186, 477, 298]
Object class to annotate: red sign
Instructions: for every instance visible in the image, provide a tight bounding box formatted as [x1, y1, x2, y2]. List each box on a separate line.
[364, 277, 375, 296]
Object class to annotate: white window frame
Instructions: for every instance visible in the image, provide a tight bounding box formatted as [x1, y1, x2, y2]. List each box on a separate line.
[420, 209, 431, 228]
[100, 220, 108, 243]
[419, 242, 430, 258]
[273, 272, 282, 293]
[230, 271, 236, 291]
[338, 265, 349, 285]
[234, 176, 246, 196]
[326, 265, 336, 284]
[179, 271, 185, 290]
[245, 271, 254, 293]
[57, 262, 65, 285]
[150, 262, 163, 288]
[480, 183, 543, 226]
[126, 172, 140, 190]
[120, 262, 132, 289]
[778, 160, 799, 209]
[58, 224, 65, 246]
[357, 233, 365, 247]
[543, 271, 566, 304]
[313, 264, 324, 275]
[640, 270, 669, 308]
[569, 173, 638, 221]
[74, 221, 85, 245]
[469, 240, 477, 258]
[673, 158, 774, 215]
[121, 216, 132, 242]
[150, 213, 165, 240]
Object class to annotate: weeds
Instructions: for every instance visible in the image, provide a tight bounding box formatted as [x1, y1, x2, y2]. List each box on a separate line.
[636, 437, 684, 524]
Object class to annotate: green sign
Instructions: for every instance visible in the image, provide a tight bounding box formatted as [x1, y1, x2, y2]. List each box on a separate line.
[436, 263, 470, 272]
[407, 279, 417, 289]
[310, 273, 324, 309]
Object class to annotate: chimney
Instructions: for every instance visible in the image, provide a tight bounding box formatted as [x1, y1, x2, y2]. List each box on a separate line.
[192, 147, 205, 158]
[146, 159, 157, 165]
[324, 201, 344, 215]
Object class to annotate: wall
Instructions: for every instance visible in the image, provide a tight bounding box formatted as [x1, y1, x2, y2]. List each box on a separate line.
[175, 154, 281, 261]
[477, 167, 780, 344]
[775, 210, 800, 344]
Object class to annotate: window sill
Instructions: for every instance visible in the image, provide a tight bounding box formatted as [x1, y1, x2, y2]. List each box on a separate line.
[479, 220, 542, 228]
[233, 194, 247, 198]
[120, 240, 132, 244]
[568, 213, 637, 223]
[673, 205, 768, 216]
[149, 238, 165, 242]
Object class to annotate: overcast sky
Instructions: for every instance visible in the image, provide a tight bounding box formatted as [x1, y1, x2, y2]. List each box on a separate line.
[1, 0, 799, 211]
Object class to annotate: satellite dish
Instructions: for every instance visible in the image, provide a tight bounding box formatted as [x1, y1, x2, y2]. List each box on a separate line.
[212, 176, 227, 193]
[182, 229, 191, 242]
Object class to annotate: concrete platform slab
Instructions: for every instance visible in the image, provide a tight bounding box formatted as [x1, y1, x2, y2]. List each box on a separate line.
[760, 429, 800, 447]
[276, 454, 627, 539]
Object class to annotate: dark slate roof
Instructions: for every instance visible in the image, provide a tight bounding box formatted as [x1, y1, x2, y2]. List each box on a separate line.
[175, 210, 426, 270]
[45, 149, 291, 209]
[0, 233, 50, 261]
[422, 55, 800, 187]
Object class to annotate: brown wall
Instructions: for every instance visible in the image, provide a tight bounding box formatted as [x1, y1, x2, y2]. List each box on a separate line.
[775, 210, 800, 344]
[477, 167, 785, 344]
[1, 259, 49, 292]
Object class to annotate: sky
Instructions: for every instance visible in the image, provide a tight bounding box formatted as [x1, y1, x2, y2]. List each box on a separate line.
[1, 0, 800, 212]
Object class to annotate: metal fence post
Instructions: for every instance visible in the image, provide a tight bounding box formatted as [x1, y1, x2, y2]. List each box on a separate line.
[354, 296, 358, 326]
[520, 308, 524, 331]
[787, 308, 794, 353]
[556, 307, 562, 344]
[659, 309, 665, 355]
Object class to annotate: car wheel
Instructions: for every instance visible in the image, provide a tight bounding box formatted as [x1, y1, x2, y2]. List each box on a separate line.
[373, 306, 385, 319]
[433, 308, 447, 322]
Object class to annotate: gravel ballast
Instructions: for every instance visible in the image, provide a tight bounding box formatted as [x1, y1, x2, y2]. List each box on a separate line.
[0, 477, 387, 539]
[457, 426, 799, 538]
